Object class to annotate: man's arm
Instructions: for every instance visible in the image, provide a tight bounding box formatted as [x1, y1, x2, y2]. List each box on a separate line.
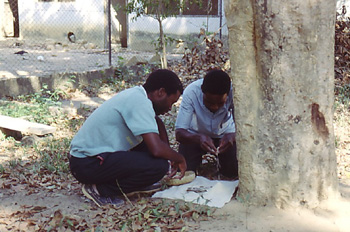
[142, 132, 187, 177]
[155, 116, 169, 145]
[175, 128, 217, 155]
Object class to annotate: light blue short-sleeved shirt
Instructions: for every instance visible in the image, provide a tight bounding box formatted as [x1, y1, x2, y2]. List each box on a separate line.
[175, 79, 235, 138]
[70, 86, 158, 158]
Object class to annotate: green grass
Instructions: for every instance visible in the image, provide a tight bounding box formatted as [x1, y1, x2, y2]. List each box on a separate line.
[0, 85, 66, 126]
[0, 86, 71, 176]
[0, 100, 60, 125]
[33, 138, 71, 175]
[335, 83, 350, 108]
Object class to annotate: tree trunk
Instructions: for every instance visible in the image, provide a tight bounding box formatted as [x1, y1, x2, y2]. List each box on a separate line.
[156, 0, 167, 68]
[224, 0, 339, 208]
[113, 0, 128, 48]
[8, 0, 19, 37]
[158, 18, 167, 69]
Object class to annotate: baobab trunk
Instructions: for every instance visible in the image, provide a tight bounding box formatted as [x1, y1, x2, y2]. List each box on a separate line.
[224, 0, 338, 208]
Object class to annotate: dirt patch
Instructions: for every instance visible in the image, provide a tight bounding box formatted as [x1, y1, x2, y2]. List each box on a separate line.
[1, 88, 350, 231]
[0, 38, 349, 230]
[1, 174, 349, 231]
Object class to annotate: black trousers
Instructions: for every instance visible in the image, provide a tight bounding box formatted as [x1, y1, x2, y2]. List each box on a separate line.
[69, 142, 169, 197]
[178, 139, 238, 179]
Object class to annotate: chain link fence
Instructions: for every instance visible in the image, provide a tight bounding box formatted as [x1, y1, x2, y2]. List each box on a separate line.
[0, 0, 228, 94]
[1, 0, 130, 80]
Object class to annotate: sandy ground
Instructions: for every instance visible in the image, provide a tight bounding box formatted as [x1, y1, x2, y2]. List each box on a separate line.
[1, 178, 349, 231]
[198, 179, 350, 232]
[1, 93, 349, 231]
[1, 40, 350, 231]
[0, 46, 150, 79]
[0, 40, 182, 80]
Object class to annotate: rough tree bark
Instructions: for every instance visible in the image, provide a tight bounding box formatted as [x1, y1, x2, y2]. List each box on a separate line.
[157, 0, 168, 69]
[224, 0, 339, 208]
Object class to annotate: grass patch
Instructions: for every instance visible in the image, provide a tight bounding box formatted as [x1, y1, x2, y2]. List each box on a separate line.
[33, 138, 71, 174]
[0, 100, 60, 125]
[335, 83, 350, 109]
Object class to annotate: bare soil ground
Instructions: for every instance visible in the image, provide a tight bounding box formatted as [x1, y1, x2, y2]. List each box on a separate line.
[0, 40, 350, 231]
[1, 87, 349, 232]
[0, 39, 181, 80]
[1, 179, 350, 232]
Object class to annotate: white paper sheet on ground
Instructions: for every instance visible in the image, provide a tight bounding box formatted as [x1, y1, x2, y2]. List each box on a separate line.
[152, 176, 239, 208]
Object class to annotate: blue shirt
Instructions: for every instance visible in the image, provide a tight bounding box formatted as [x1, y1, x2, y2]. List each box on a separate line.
[70, 86, 158, 158]
[175, 79, 235, 138]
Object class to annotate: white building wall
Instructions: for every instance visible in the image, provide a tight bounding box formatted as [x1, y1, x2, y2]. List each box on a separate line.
[18, 0, 110, 48]
[129, 15, 227, 36]
[130, 0, 347, 37]
[128, 0, 227, 36]
[12, 0, 346, 50]
[128, 0, 227, 51]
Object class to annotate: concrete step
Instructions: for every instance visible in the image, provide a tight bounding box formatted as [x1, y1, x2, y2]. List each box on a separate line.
[0, 115, 56, 136]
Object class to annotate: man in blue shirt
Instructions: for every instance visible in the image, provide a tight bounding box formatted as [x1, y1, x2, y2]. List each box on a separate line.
[69, 69, 187, 207]
[175, 69, 238, 179]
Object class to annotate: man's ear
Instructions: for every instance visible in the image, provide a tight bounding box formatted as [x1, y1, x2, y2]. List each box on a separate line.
[158, 88, 166, 97]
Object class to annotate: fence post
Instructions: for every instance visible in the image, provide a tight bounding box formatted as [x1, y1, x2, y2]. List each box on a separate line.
[104, 0, 112, 66]
[104, 0, 108, 47]
[219, 0, 222, 39]
[108, 0, 112, 66]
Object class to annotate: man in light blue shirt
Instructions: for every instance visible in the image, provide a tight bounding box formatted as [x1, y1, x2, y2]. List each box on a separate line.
[175, 69, 238, 179]
[69, 69, 187, 207]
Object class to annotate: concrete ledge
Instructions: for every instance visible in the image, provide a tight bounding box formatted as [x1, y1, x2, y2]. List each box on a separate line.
[0, 115, 56, 136]
[0, 67, 114, 98]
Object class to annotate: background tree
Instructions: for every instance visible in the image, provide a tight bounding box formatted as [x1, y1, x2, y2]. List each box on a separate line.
[224, 0, 339, 208]
[8, 0, 19, 37]
[125, 0, 201, 68]
[112, 0, 128, 48]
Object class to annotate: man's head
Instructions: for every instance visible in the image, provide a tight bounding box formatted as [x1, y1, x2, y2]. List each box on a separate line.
[201, 69, 231, 113]
[143, 69, 183, 115]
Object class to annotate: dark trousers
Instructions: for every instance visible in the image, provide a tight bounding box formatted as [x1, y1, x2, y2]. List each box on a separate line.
[178, 139, 238, 179]
[69, 142, 169, 197]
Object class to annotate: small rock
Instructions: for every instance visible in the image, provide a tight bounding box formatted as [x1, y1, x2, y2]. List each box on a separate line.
[125, 56, 148, 66]
[224, 59, 231, 70]
[77, 40, 88, 45]
[37, 55, 45, 62]
[46, 44, 55, 51]
[55, 43, 63, 50]
[172, 41, 187, 54]
[86, 43, 97, 49]
[21, 135, 39, 146]
[149, 54, 161, 65]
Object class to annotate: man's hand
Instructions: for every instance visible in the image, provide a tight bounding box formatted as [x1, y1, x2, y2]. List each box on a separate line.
[218, 133, 236, 154]
[176, 128, 217, 155]
[199, 134, 217, 155]
[174, 160, 187, 179]
[167, 160, 187, 180]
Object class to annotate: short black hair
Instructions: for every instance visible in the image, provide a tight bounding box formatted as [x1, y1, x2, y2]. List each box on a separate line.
[201, 69, 231, 95]
[143, 69, 183, 95]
